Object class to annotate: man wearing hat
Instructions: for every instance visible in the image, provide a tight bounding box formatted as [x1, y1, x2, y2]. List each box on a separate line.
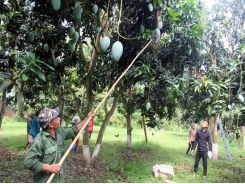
[24, 107, 97, 183]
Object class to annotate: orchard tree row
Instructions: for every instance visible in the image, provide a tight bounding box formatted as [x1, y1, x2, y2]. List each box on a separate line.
[0, 0, 245, 166]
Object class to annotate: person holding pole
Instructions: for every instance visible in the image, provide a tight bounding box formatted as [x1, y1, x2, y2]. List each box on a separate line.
[23, 107, 97, 183]
[23, 30, 155, 183]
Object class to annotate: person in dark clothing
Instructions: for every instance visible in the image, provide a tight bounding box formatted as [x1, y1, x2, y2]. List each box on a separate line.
[191, 120, 212, 178]
[26, 112, 35, 151]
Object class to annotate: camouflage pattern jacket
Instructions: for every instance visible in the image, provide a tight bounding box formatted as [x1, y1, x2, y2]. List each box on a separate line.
[24, 126, 79, 183]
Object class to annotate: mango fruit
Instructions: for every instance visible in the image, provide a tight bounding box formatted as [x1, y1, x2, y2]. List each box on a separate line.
[146, 102, 151, 111]
[68, 27, 75, 38]
[51, 0, 61, 11]
[29, 32, 34, 42]
[73, 6, 83, 21]
[100, 36, 110, 52]
[112, 41, 123, 62]
[92, 4, 98, 14]
[44, 44, 49, 52]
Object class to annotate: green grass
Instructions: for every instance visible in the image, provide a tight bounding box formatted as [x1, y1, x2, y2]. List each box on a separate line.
[0, 117, 244, 183]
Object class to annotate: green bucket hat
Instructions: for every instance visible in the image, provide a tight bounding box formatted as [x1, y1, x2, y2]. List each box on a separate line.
[37, 107, 60, 129]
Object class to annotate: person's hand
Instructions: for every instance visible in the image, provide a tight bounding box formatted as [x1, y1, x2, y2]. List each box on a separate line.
[88, 111, 97, 119]
[190, 150, 194, 156]
[49, 164, 61, 173]
[207, 151, 212, 160]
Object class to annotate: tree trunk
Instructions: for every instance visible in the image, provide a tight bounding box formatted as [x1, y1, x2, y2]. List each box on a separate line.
[212, 143, 218, 160]
[82, 145, 91, 170]
[237, 137, 241, 148]
[217, 116, 232, 161]
[126, 86, 132, 149]
[142, 115, 148, 142]
[82, 34, 99, 167]
[126, 113, 132, 149]
[91, 92, 121, 166]
[209, 116, 218, 160]
[0, 89, 7, 130]
[243, 126, 245, 149]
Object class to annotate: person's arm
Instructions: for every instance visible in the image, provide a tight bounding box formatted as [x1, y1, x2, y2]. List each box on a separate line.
[208, 132, 212, 152]
[188, 129, 192, 142]
[24, 137, 62, 174]
[190, 131, 198, 155]
[77, 112, 97, 131]
[192, 131, 198, 151]
[24, 139, 45, 174]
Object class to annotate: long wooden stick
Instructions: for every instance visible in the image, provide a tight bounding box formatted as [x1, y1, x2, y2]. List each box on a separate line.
[47, 39, 153, 183]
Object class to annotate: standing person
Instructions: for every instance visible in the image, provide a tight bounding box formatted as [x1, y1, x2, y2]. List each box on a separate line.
[88, 118, 94, 143]
[191, 120, 212, 179]
[29, 110, 41, 141]
[24, 107, 97, 183]
[186, 123, 197, 155]
[25, 112, 35, 151]
[69, 116, 81, 153]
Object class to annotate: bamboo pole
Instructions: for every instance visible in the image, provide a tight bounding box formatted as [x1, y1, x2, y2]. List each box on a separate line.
[47, 39, 153, 183]
[142, 115, 148, 142]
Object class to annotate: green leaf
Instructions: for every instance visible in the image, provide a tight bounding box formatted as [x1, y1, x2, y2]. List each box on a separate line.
[17, 91, 24, 112]
[37, 60, 55, 71]
[26, 51, 35, 59]
[240, 106, 245, 111]
[9, 0, 18, 10]
[31, 62, 42, 70]
[22, 74, 28, 81]
[16, 57, 27, 64]
[173, 12, 180, 17]
[168, 8, 173, 16]
[35, 69, 46, 81]
[153, 0, 157, 8]
[157, 0, 162, 6]
[28, 66, 37, 74]
[0, 79, 13, 93]
[29, 66, 46, 81]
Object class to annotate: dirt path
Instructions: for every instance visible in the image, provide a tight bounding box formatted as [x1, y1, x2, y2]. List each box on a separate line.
[0, 145, 107, 183]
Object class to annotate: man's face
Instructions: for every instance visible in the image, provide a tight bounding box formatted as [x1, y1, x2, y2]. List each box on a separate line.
[50, 117, 61, 129]
[202, 121, 209, 128]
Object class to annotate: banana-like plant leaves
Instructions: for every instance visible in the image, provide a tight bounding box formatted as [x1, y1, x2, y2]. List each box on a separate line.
[0, 79, 13, 93]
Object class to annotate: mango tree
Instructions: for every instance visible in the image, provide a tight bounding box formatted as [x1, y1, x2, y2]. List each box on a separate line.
[180, 0, 245, 160]
[0, 0, 212, 168]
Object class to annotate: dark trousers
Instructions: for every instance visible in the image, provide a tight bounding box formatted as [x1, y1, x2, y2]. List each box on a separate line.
[194, 151, 208, 175]
[186, 141, 194, 154]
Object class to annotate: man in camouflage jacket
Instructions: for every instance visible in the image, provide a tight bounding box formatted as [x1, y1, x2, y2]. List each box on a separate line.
[24, 107, 96, 183]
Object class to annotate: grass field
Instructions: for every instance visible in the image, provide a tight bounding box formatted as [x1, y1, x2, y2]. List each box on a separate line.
[0, 117, 245, 183]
